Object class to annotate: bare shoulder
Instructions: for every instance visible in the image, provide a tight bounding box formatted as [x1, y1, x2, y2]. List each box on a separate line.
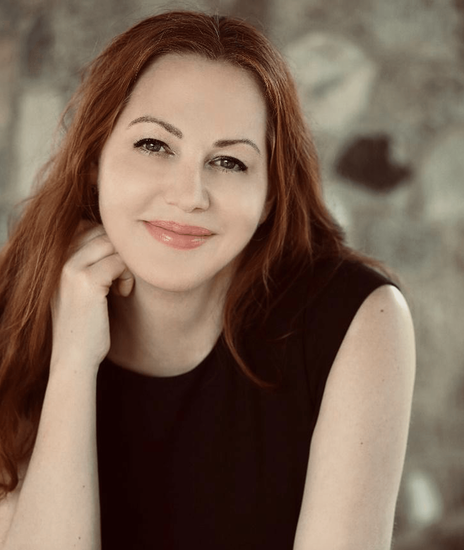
[321, 283, 416, 459]
[320, 283, 415, 415]
[348, 282, 414, 339]
[322, 282, 416, 444]
[337, 283, 416, 379]
[293, 285, 416, 549]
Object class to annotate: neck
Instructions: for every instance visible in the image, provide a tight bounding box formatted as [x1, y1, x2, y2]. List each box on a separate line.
[107, 272, 230, 377]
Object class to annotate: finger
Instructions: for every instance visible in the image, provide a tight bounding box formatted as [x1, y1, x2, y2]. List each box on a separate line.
[113, 268, 135, 297]
[86, 253, 132, 293]
[71, 224, 107, 252]
[66, 222, 106, 257]
[68, 233, 116, 270]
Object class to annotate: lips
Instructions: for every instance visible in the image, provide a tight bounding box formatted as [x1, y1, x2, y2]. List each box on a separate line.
[144, 220, 214, 250]
[147, 220, 213, 236]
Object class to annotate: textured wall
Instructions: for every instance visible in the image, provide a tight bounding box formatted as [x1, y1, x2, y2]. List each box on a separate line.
[1, 0, 463, 547]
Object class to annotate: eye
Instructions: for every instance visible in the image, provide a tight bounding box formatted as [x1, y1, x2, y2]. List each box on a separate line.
[133, 138, 171, 156]
[211, 156, 248, 173]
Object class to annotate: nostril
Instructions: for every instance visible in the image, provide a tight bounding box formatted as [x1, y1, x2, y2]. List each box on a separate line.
[163, 179, 210, 212]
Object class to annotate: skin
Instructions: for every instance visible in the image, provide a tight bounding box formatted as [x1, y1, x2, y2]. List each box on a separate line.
[293, 285, 415, 549]
[0, 53, 415, 549]
[98, 53, 269, 376]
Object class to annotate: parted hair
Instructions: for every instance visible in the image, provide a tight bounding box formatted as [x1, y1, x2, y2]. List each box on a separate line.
[0, 10, 364, 496]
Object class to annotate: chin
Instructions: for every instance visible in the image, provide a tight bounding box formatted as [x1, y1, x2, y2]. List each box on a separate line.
[133, 267, 229, 295]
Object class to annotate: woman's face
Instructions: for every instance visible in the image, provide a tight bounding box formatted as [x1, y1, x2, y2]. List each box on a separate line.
[98, 53, 269, 293]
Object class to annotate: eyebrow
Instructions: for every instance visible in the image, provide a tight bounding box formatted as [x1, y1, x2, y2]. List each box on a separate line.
[128, 116, 183, 139]
[128, 116, 261, 155]
[214, 139, 261, 155]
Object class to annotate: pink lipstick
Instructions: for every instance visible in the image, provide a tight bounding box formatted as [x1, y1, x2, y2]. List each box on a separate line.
[144, 220, 213, 250]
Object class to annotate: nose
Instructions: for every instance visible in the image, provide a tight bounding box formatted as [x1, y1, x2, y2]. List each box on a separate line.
[163, 161, 210, 213]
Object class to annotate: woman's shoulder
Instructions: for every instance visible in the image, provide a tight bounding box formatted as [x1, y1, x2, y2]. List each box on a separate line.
[309, 255, 397, 310]
[307, 254, 396, 296]
[300, 255, 401, 353]
[253, 255, 397, 368]
[269, 254, 397, 324]
[262, 254, 404, 382]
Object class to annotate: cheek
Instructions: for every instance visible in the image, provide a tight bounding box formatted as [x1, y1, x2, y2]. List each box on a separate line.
[221, 182, 268, 230]
[98, 157, 155, 210]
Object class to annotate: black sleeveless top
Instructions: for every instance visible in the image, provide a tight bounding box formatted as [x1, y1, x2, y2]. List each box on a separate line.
[96, 258, 395, 549]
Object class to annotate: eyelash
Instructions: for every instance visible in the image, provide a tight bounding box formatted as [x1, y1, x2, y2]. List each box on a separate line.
[134, 138, 171, 156]
[211, 157, 248, 173]
[133, 138, 248, 173]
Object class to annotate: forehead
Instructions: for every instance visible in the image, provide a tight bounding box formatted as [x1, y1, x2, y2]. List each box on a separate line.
[120, 53, 267, 137]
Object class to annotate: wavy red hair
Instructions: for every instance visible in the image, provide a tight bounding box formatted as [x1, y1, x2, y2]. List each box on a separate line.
[0, 10, 366, 496]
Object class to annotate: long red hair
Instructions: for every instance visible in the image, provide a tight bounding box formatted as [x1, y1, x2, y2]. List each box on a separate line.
[0, 10, 364, 495]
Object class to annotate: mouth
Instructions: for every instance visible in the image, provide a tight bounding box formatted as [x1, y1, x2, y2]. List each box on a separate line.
[146, 220, 214, 236]
[144, 220, 214, 250]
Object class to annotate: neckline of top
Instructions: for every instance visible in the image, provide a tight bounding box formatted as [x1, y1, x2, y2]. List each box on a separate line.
[99, 339, 221, 387]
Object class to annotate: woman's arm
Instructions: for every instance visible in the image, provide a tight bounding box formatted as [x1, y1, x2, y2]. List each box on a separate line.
[293, 285, 416, 550]
[1, 364, 100, 550]
[1, 223, 134, 550]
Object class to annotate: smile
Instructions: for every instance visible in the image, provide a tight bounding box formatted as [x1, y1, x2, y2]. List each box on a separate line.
[144, 220, 214, 250]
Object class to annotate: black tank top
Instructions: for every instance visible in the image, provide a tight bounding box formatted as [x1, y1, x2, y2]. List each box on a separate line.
[96, 258, 395, 549]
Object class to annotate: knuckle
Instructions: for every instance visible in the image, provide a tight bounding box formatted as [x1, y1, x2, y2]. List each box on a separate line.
[61, 260, 76, 280]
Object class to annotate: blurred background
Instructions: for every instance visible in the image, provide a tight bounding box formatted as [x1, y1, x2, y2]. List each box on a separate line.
[1, 0, 463, 547]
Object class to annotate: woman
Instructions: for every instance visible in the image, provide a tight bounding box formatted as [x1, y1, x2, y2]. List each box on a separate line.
[0, 11, 415, 550]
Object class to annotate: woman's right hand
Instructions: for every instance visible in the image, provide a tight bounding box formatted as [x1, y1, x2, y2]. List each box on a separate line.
[50, 221, 134, 374]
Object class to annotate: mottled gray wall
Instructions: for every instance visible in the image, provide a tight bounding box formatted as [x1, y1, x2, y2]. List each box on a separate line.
[1, 0, 463, 547]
